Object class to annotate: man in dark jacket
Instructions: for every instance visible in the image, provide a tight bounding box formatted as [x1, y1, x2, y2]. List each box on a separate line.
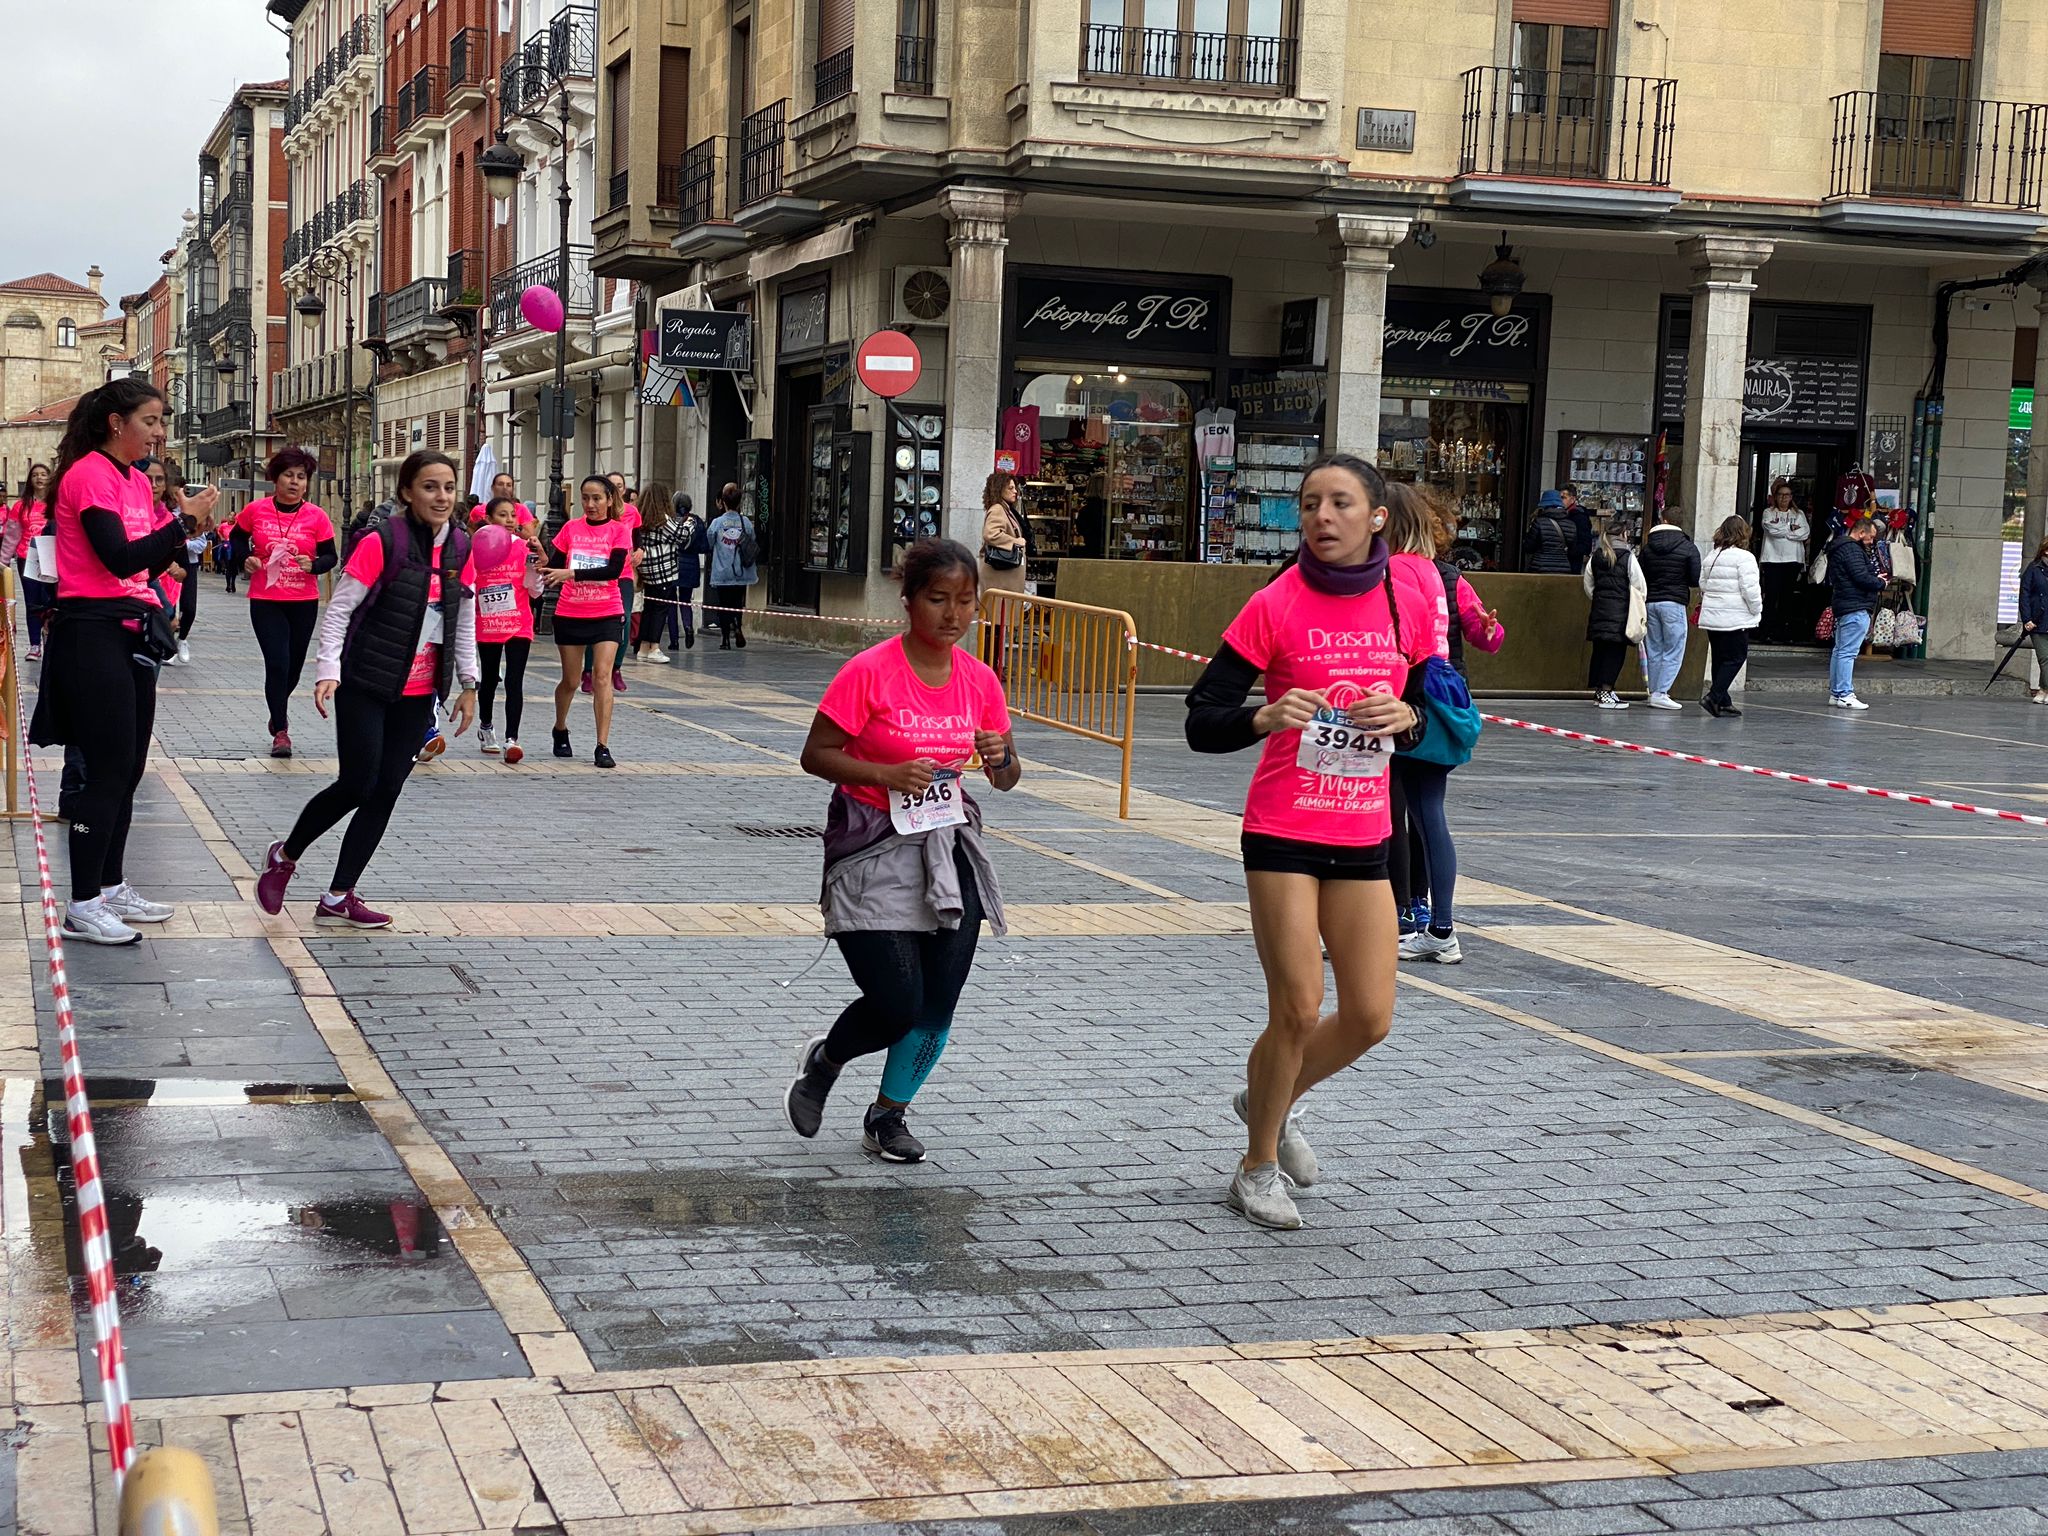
[1826, 515, 1887, 709]
[1560, 483, 1593, 571]
[1522, 489, 1576, 574]
[1638, 508, 1700, 708]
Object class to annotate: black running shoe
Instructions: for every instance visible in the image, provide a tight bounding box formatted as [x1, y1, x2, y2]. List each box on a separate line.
[593, 744, 616, 769]
[862, 1103, 925, 1163]
[784, 1035, 837, 1138]
[552, 728, 573, 759]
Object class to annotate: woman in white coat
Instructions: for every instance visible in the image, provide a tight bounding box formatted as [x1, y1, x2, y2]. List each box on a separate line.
[1695, 515, 1764, 718]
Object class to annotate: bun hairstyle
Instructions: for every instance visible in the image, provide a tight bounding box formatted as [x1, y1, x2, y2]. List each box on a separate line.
[44, 377, 164, 528]
[580, 473, 619, 520]
[265, 446, 319, 486]
[899, 537, 980, 602]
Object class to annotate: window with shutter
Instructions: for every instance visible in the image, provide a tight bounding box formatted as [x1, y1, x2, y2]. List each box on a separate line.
[818, 0, 853, 63]
[657, 48, 690, 207]
[1880, 0, 1976, 60]
[1511, 0, 1610, 25]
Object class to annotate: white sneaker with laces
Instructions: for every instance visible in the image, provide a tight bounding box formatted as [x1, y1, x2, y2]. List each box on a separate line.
[1646, 693, 1682, 711]
[63, 899, 141, 947]
[1399, 929, 1463, 964]
[1833, 693, 1870, 711]
[178, 640, 192, 663]
[643, 648, 670, 663]
[478, 726, 500, 755]
[101, 883, 174, 924]
[1232, 1088, 1318, 1187]
[1227, 1161, 1301, 1230]
[1596, 691, 1629, 710]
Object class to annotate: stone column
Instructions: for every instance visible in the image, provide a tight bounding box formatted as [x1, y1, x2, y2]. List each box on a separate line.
[1678, 236, 1774, 550]
[1323, 214, 1410, 457]
[940, 185, 1022, 549]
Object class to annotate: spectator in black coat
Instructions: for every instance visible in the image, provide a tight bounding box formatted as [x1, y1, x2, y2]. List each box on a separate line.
[1523, 490, 1576, 574]
[1825, 515, 1887, 710]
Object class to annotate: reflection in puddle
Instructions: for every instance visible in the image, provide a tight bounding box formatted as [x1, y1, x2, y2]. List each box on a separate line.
[43, 1078, 356, 1108]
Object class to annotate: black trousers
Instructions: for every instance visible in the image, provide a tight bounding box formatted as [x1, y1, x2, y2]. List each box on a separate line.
[478, 637, 531, 737]
[282, 687, 434, 894]
[641, 581, 687, 648]
[176, 569, 199, 639]
[1760, 562, 1799, 643]
[1706, 630, 1749, 708]
[250, 598, 319, 734]
[54, 619, 157, 901]
[710, 584, 746, 637]
[825, 847, 984, 1065]
[1588, 640, 1629, 692]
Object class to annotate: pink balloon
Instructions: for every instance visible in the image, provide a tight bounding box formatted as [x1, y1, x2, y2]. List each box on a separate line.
[519, 284, 565, 334]
[470, 524, 521, 572]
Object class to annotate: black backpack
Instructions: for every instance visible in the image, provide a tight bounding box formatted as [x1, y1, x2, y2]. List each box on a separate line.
[341, 501, 399, 562]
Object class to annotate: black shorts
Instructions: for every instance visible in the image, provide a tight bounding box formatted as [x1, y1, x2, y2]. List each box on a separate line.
[551, 615, 621, 648]
[1241, 832, 1391, 882]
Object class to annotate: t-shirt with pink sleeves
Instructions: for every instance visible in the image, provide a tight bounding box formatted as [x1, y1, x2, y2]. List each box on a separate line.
[817, 635, 1012, 812]
[1219, 565, 1435, 847]
[338, 529, 479, 695]
[234, 497, 335, 601]
[551, 518, 631, 619]
[54, 452, 162, 605]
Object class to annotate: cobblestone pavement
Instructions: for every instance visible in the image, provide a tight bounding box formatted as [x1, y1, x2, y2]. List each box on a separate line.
[9, 590, 2048, 1533]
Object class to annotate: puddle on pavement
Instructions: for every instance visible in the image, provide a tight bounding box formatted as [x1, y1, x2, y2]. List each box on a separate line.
[44, 1078, 357, 1109]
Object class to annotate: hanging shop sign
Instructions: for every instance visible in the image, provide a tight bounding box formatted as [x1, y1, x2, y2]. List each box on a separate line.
[1011, 271, 1222, 357]
[778, 280, 830, 360]
[2012, 387, 2033, 432]
[1657, 300, 1867, 433]
[655, 308, 753, 370]
[1382, 292, 1543, 381]
[1278, 298, 1328, 368]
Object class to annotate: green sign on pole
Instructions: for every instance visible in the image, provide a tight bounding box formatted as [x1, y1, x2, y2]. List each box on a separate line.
[2012, 387, 2034, 432]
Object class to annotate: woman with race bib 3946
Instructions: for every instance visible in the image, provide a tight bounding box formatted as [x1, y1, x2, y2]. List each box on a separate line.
[1185, 452, 1434, 1230]
[783, 539, 1020, 1164]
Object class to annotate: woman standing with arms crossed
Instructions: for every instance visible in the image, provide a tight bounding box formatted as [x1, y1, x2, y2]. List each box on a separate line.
[9, 464, 53, 660]
[1695, 516, 1763, 718]
[231, 447, 337, 757]
[784, 539, 1021, 1163]
[473, 496, 544, 761]
[1184, 453, 1433, 1230]
[28, 380, 218, 944]
[253, 451, 476, 929]
[546, 475, 630, 767]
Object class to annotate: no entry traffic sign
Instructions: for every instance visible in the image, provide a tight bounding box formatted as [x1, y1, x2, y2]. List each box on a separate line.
[856, 330, 922, 398]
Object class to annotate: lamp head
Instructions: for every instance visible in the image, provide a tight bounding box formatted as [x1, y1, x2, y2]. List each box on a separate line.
[481, 135, 525, 202]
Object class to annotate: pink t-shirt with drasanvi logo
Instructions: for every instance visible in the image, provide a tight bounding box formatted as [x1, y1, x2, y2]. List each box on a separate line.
[235, 498, 335, 601]
[816, 635, 1012, 812]
[474, 540, 538, 644]
[343, 530, 478, 696]
[54, 452, 162, 605]
[1220, 565, 1434, 847]
[550, 518, 631, 620]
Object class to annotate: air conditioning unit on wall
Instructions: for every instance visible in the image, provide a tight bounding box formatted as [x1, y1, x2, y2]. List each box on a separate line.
[892, 266, 952, 328]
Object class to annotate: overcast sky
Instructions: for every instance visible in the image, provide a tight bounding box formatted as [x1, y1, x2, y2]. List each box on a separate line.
[2, 1, 291, 308]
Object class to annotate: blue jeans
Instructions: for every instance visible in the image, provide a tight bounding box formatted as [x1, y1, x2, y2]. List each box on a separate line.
[1642, 601, 1688, 696]
[1830, 609, 1872, 697]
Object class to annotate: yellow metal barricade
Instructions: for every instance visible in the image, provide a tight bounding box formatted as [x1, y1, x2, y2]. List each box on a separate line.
[978, 589, 1139, 818]
[1, 565, 17, 817]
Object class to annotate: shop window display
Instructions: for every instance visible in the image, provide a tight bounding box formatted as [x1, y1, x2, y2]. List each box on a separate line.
[1377, 380, 1527, 570]
[1021, 372, 1199, 562]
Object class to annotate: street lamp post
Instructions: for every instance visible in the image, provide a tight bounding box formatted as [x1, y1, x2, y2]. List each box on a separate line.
[482, 79, 575, 528]
[296, 248, 369, 527]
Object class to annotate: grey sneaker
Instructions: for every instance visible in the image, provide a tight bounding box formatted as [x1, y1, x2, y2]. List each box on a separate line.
[862, 1103, 926, 1163]
[62, 900, 141, 947]
[1399, 929, 1463, 965]
[784, 1035, 837, 1138]
[100, 883, 174, 924]
[1226, 1161, 1300, 1230]
[1232, 1089, 1319, 1187]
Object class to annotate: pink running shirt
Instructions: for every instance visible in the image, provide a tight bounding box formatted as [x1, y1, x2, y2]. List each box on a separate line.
[816, 635, 1012, 812]
[474, 537, 538, 643]
[551, 518, 631, 620]
[54, 452, 161, 605]
[343, 529, 479, 696]
[235, 498, 335, 601]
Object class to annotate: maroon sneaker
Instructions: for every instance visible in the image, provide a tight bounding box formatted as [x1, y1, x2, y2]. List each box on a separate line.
[315, 890, 392, 929]
[255, 841, 295, 915]
[611, 669, 627, 694]
[270, 730, 293, 758]
[579, 670, 593, 694]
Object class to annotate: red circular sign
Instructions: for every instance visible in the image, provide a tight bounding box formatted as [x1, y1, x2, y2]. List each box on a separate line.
[855, 330, 923, 399]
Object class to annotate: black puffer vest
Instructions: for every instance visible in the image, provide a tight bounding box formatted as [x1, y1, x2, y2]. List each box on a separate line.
[342, 516, 472, 702]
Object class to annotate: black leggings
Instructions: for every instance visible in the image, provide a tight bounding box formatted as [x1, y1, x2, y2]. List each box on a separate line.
[825, 846, 984, 1074]
[176, 569, 199, 639]
[282, 686, 434, 893]
[478, 637, 531, 737]
[250, 598, 319, 734]
[1588, 640, 1629, 692]
[54, 618, 157, 901]
[1706, 630, 1749, 709]
[641, 582, 686, 648]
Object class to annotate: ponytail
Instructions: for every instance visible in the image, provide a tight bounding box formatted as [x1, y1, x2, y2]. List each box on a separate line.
[43, 378, 164, 528]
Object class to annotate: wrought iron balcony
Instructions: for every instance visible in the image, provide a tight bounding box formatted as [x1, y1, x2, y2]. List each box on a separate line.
[489, 246, 595, 339]
[815, 47, 853, 107]
[675, 137, 725, 233]
[385, 275, 451, 339]
[210, 172, 251, 235]
[448, 27, 489, 99]
[366, 291, 386, 343]
[895, 32, 935, 94]
[197, 290, 251, 344]
[368, 104, 395, 160]
[1458, 65, 1677, 185]
[500, 5, 596, 116]
[737, 101, 787, 209]
[1828, 91, 2047, 209]
[1080, 23, 1296, 94]
[199, 401, 251, 440]
[398, 66, 447, 133]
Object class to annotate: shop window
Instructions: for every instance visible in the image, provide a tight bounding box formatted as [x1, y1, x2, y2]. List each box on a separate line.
[1020, 372, 1198, 561]
[1081, 0, 1297, 93]
[1872, 53, 1970, 198]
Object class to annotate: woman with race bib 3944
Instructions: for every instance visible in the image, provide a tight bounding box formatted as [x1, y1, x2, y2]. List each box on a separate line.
[784, 539, 1020, 1164]
[1185, 452, 1434, 1230]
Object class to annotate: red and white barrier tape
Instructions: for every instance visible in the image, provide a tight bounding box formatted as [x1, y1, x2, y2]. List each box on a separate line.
[13, 689, 138, 1489]
[1126, 635, 2048, 832]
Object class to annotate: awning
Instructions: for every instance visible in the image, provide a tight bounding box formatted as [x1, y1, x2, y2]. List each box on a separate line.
[746, 220, 859, 287]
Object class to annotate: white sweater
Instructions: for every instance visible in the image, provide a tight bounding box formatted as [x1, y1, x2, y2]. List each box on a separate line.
[1696, 546, 1763, 632]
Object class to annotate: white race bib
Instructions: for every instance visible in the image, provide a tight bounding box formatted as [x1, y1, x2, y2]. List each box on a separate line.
[889, 769, 968, 836]
[570, 549, 608, 573]
[478, 584, 516, 617]
[1295, 709, 1390, 779]
[419, 603, 444, 653]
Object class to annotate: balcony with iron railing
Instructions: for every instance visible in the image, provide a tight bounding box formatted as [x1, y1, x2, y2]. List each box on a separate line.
[197, 290, 251, 344]
[1828, 91, 2047, 213]
[499, 6, 596, 117]
[738, 101, 788, 210]
[368, 104, 396, 164]
[384, 274, 452, 340]
[272, 350, 358, 415]
[1455, 66, 1677, 211]
[1079, 23, 1296, 94]
[608, 168, 631, 213]
[895, 30, 935, 93]
[397, 66, 447, 136]
[199, 401, 252, 440]
[815, 47, 853, 107]
[210, 172, 252, 237]
[286, 15, 375, 135]
[283, 180, 373, 271]
[673, 137, 726, 236]
[488, 246, 595, 340]
[448, 26, 489, 106]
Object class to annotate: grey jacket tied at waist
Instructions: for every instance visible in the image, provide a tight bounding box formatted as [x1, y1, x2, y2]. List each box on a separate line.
[820, 791, 1009, 938]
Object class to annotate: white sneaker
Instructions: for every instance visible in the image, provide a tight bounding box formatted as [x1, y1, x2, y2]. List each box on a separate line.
[1596, 691, 1629, 710]
[642, 648, 670, 664]
[62, 899, 141, 947]
[1232, 1088, 1318, 1187]
[1399, 929, 1463, 964]
[100, 883, 174, 924]
[163, 650, 183, 667]
[1226, 1161, 1301, 1230]
[1646, 693, 1682, 711]
[479, 726, 500, 755]
[178, 640, 191, 663]
[2033, 690, 2048, 706]
[1831, 693, 1870, 711]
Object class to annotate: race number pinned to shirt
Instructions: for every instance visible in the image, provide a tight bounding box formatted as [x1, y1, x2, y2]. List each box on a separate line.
[570, 549, 609, 573]
[889, 768, 968, 837]
[477, 583, 517, 618]
[1296, 708, 1389, 779]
